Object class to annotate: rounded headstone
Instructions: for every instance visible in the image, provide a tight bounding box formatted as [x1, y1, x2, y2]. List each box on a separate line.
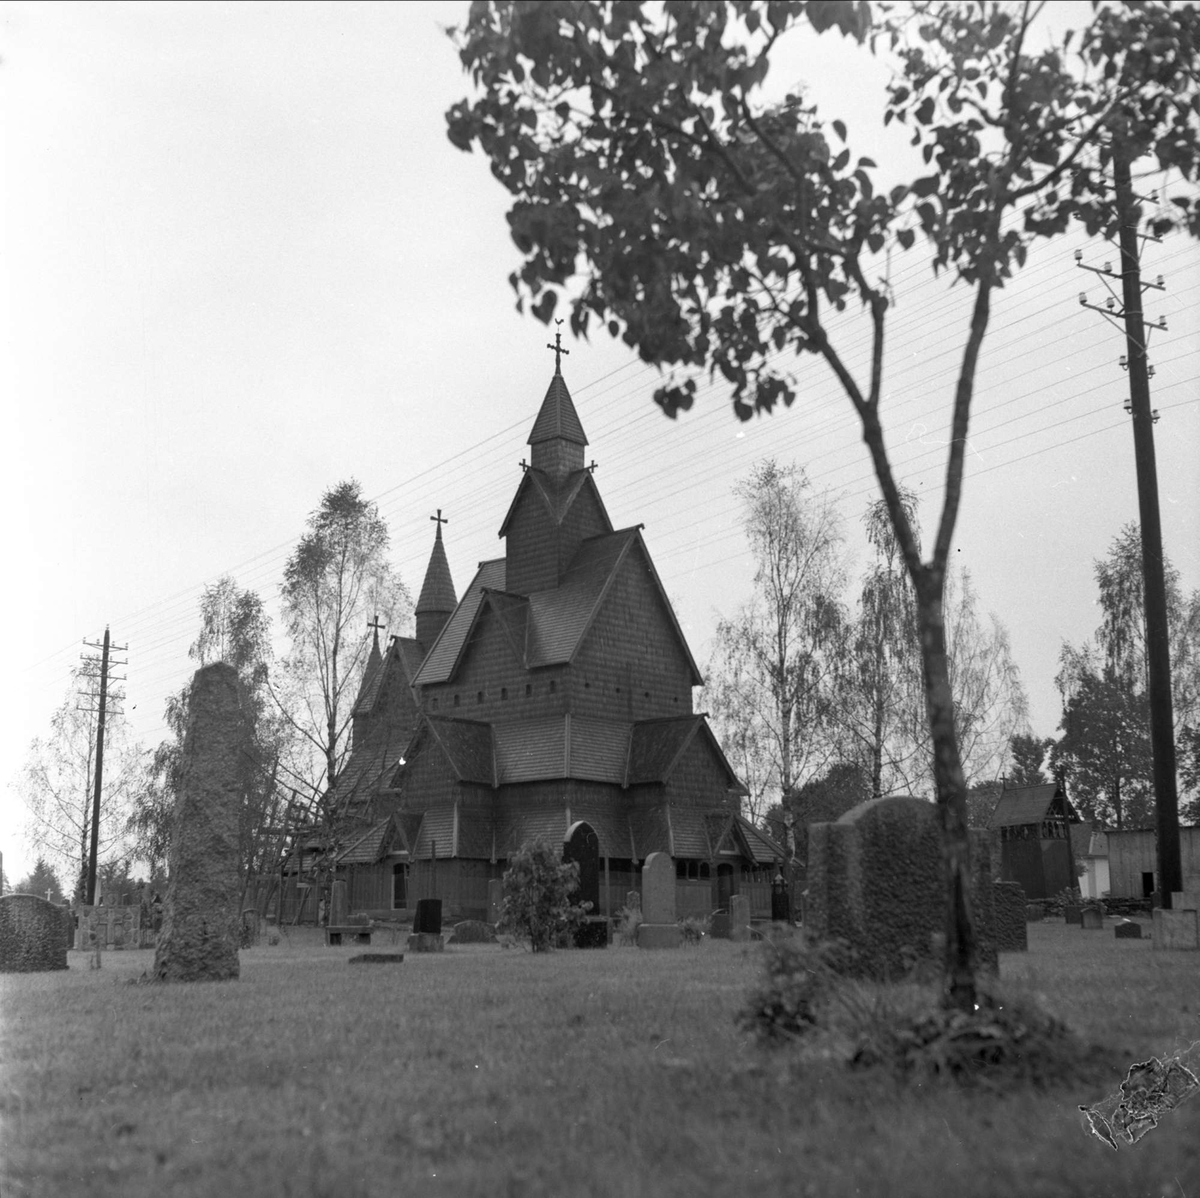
[0, 894, 69, 973]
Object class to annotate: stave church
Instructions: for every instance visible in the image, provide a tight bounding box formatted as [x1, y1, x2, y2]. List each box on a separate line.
[281, 349, 783, 923]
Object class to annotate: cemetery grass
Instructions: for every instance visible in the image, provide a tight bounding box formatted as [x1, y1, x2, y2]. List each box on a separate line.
[1, 924, 1198, 1198]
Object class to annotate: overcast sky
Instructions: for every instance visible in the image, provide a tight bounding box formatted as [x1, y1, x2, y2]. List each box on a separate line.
[2, 1, 1197, 883]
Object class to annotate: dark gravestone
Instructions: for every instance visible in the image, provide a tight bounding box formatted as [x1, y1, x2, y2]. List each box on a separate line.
[575, 919, 609, 949]
[349, 953, 405, 965]
[1081, 907, 1104, 930]
[0, 895, 69, 973]
[1065, 905, 1083, 926]
[771, 873, 791, 923]
[153, 663, 245, 983]
[709, 913, 732, 940]
[1115, 921, 1143, 940]
[807, 796, 998, 981]
[413, 899, 442, 935]
[993, 882, 1028, 952]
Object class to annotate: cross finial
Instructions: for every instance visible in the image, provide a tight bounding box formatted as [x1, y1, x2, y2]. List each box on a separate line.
[430, 509, 448, 540]
[546, 319, 569, 375]
[367, 614, 384, 651]
[520, 458, 528, 473]
[587, 460, 598, 474]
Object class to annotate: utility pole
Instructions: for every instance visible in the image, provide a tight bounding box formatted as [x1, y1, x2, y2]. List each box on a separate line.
[1077, 146, 1181, 907]
[79, 627, 128, 905]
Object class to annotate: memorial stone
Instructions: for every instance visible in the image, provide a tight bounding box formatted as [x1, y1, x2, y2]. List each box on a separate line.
[992, 882, 1028, 951]
[1081, 907, 1104, 930]
[729, 894, 751, 942]
[1114, 921, 1143, 940]
[806, 795, 998, 980]
[0, 894, 69, 973]
[329, 880, 348, 927]
[636, 852, 681, 949]
[152, 663, 245, 983]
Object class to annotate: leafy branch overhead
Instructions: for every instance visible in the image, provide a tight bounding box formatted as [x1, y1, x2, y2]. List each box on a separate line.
[448, 1, 1200, 420]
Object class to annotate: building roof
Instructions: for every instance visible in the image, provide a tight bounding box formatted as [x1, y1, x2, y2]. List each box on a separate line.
[352, 630, 386, 717]
[415, 523, 457, 617]
[528, 372, 588, 447]
[412, 528, 702, 687]
[497, 469, 607, 538]
[412, 557, 506, 686]
[988, 781, 1078, 829]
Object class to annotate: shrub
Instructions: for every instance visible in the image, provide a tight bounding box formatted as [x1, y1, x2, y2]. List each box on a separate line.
[497, 840, 592, 952]
[678, 915, 709, 945]
[737, 937, 853, 1043]
[614, 902, 642, 946]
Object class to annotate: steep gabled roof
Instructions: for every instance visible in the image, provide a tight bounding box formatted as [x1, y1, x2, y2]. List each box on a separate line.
[989, 781, 1076, 829]
[497, 469, 611, 538]
[627, 716, 745, 792]
[352, 632, 385, 717]
[412, 558, 506, 686]
[420, 717, 495, 786]
[528, 372, 588, 447]
[353, 634, 424, 719]
[415, 524, 457, 617]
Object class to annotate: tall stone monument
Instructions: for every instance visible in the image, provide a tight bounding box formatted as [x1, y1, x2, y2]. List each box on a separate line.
[636, 852, 681, 949]
[153, 663, 246, 983]
[806, 795, 998, 979]
[0, 895, 69, 973]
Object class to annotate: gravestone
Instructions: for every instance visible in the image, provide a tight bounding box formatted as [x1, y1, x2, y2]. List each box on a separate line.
[564, 821, 607, 948]
[0, 895, 69, 973]
[1114, 921, 1143, 940]
[806, 795, 998, 980]
[409, 898, 444, 951]
[771, 873, 790, 923]
[413, 898, 442, 934]
[729, 894, 751, 943]
[1081, 907, 1104, 930]
[992, 882, 1028, 951]
[636, 852, 681, 949]
[1065, 905, 1083, 926]
[329, 880, 348, 927]
[152, 663, 245, 983]
[448, 920, 497, 944]
[487, 878, 504, 925]
[1152, 908, 1199, 951]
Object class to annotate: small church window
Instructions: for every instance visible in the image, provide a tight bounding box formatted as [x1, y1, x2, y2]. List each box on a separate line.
[525, 684, 532, 697]
[431, 698, 439, 711]
[644, 691, 650, 699]
[454, 694, 460, 708]
[501, 687, 508, 700]
[549, 680, 557, 695]
[615, 685, 621, 693]
[392, 864, 407, 909]
[699, 862, 710, 880]
[477, 691, 484, 704]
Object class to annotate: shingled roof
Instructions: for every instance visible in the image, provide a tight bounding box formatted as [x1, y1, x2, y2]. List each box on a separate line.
[528, 372, 587, 447]
[988, 781, 1077, 829]
[415, 523, 457, 618]
[413, 557, 506, 686]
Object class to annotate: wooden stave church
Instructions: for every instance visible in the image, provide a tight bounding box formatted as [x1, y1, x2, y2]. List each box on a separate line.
[281, 361, 783, 924]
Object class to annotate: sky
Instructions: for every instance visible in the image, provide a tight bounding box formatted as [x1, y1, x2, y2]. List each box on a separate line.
[2, 1, 1197, 885]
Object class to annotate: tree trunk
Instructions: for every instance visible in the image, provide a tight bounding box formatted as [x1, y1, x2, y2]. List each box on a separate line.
[914, 570, 978, 1012]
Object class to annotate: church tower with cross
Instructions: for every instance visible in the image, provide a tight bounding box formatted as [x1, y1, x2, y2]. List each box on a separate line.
[293, 342, 782, 925]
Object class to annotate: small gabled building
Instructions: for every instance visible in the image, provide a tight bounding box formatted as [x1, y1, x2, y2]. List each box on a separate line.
[307, 357, 781, 922]
[988, 778, 1083, 900]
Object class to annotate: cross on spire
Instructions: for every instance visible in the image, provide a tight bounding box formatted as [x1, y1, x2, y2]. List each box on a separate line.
[546, 319, 569, 375]
[430, 509, 448, 540]
[367, 614, 384, 650]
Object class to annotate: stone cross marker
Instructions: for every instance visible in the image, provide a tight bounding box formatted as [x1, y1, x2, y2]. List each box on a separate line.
[636, 852, 681, 949]
[0, 894, 69, 973]
[153, 663, 246, 983]
[806, 795, 998, 980]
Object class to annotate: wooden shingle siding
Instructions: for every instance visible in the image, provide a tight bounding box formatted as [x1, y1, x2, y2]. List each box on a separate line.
[572, 548, 695, 721]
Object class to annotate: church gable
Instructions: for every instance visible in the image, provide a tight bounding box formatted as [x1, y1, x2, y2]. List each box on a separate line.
[660, 720, 745, 807]
[569, 533, 701, 720]
[413, 558, 506, 687]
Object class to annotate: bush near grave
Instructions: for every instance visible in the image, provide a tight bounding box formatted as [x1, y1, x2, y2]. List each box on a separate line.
[497, 839, 591, 952]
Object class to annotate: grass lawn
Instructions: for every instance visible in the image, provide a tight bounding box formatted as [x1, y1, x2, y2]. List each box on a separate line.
[1, 921, 1198, 1198]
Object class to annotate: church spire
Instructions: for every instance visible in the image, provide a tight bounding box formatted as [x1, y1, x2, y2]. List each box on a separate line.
[528, 332, 587, 482]
[416, 511, 457, 651]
